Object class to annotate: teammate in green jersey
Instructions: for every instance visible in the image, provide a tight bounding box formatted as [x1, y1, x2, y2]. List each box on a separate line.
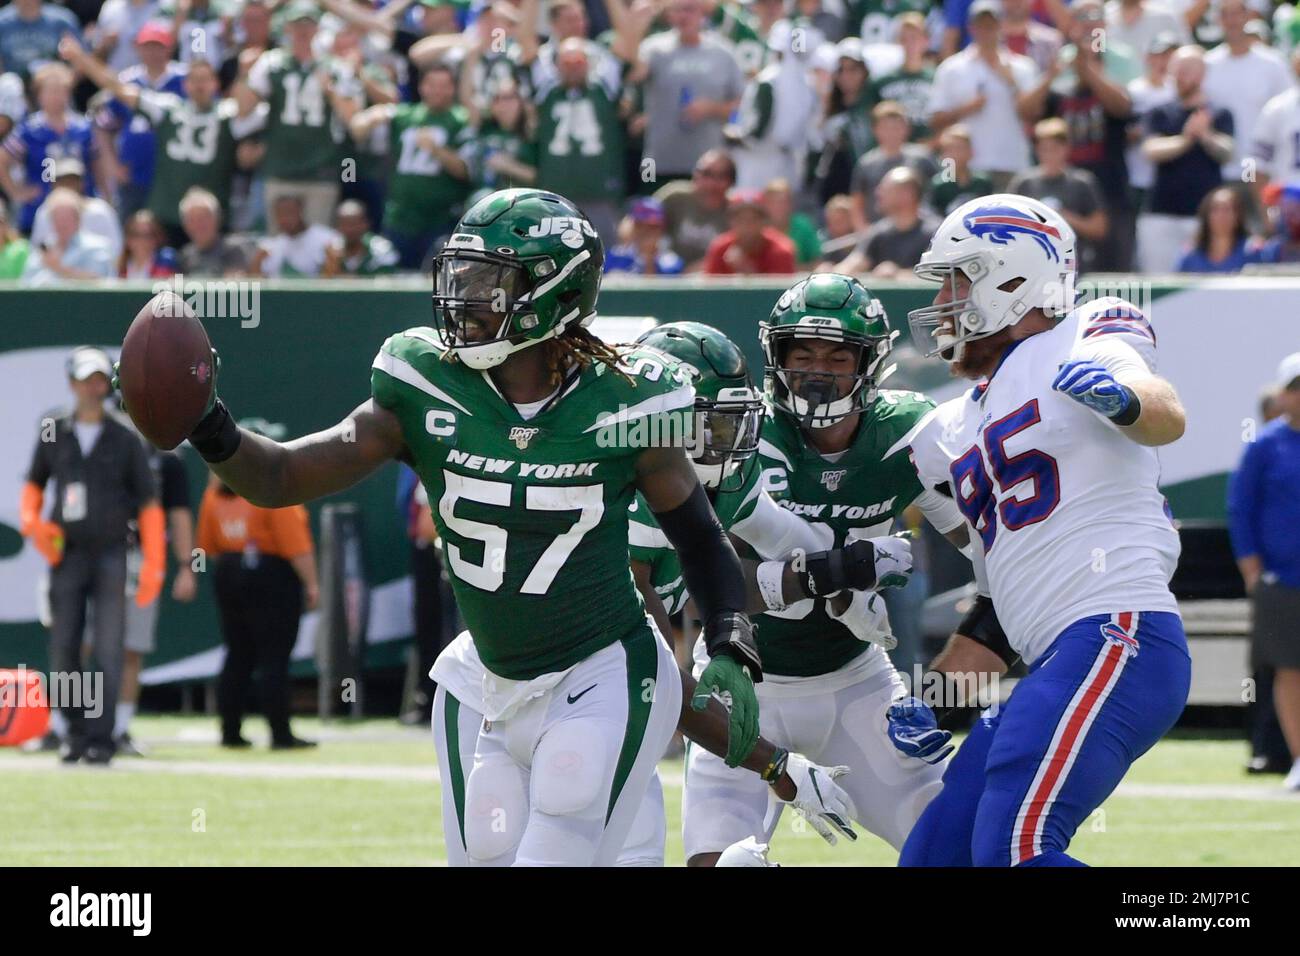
[627, 321, 907, 651]
[681, 273, 1004, 866]
[168, 188, 768, 867]
[626, 320, 925, 865]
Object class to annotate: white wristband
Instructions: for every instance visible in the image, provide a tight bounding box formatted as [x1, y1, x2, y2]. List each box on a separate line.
[756, 560, 788, 612]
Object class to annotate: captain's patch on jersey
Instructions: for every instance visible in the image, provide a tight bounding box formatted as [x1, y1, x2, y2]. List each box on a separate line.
[425, 409, 458, 440]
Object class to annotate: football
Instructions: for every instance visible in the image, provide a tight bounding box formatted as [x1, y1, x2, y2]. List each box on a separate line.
[118, 291, 216, 450]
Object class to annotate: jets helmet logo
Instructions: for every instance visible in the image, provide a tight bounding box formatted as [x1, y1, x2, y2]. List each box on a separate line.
[508, 426, 540, 450]
[527, 216, 596, 249]
[820, 469, 848, 492]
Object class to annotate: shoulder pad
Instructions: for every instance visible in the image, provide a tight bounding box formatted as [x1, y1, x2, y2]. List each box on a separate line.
[874, 388, 937, 415]
[1074, 296, 1157, 369]
[575, 345, 695, 437]
[1076, 297, 1155, 342]
[371, 328, 468, 413]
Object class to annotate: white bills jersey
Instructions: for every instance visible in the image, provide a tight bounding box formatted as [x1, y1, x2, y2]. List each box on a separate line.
[894, 298, 1181, 665]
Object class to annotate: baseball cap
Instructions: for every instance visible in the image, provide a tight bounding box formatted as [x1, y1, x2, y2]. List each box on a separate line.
[629, 197, 665, 226]
[1146, 32, 1180, 55]
[136, 22, 175, 46]
[52, 157, 86, 180]
[67, 346, 113, 382]
[835, 36, 866, 64]
[1277, 352, 1300, 391]
[967, 0, 1001, 22]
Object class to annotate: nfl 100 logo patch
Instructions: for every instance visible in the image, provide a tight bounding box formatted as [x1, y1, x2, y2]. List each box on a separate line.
[508, 426, 541, 450]
[820, 469, 848, 492]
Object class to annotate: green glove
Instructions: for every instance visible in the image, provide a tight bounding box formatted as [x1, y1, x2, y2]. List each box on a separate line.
[692, 655, 760, 768]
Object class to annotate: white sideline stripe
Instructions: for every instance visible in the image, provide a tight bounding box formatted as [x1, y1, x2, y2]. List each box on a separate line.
[4, 756, 1296, 803]
[1114, 782, 1300, 802]
[372, 350, 469, 413]
[3, 756, 440, 783]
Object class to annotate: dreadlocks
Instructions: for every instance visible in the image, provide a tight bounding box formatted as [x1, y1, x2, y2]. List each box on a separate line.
[541, 324, 632, 388]
[439, 323, 634, 387]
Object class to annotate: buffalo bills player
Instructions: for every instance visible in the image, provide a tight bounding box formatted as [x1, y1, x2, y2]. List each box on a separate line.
[890, 195, 1192, 866]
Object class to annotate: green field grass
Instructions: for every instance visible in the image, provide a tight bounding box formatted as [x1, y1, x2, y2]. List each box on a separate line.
[2, 717, 1296, 866]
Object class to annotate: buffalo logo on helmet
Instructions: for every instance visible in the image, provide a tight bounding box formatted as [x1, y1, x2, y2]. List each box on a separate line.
[962, 205, 1062, 262]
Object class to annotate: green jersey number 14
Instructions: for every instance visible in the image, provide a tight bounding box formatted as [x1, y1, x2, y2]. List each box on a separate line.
[279, 72, 326, 127]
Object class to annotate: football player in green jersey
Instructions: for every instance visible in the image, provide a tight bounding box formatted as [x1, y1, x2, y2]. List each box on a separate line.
[169, 188, 768, 867]
[624, 320, 920, 865]
[627, 321, 907, 651]
[434, 320, 903, 866]
[681, 274, 1007, 866]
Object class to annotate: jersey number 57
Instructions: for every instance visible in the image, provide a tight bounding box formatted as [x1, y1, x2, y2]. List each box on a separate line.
[949, 398, 1061, 553]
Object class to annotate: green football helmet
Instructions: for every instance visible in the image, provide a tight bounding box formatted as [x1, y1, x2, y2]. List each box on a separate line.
[636, 321, 763, 491]
[760, 273, 897, 429]
[432, 188, 604, 369]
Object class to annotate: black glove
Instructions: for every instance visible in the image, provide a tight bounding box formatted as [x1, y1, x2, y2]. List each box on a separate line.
[703, 610, 763, 683]
[798, 539, 877, 598]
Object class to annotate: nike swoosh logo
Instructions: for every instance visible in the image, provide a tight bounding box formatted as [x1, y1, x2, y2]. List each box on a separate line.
[566, 684, 598, 705]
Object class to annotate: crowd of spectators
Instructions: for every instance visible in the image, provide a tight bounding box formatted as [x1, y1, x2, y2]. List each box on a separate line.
[1, 0, 1300, 283]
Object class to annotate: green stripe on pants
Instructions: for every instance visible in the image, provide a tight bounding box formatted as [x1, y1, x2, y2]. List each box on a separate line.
[443, 693, 467, 853]
[605, 629, 657, 824]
